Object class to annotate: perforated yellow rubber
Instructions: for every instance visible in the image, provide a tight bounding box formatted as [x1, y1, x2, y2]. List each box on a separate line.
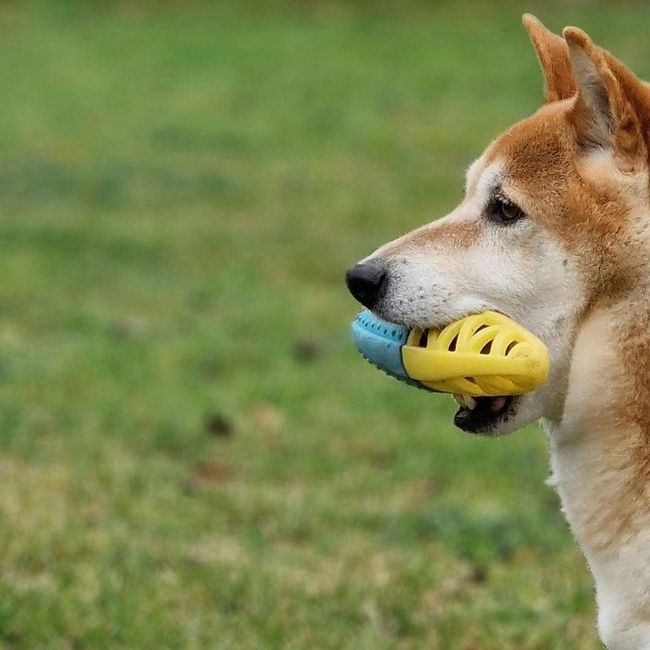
[402, 312, 549, 397]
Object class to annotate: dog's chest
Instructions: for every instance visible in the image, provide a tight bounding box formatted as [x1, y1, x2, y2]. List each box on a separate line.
[545, 305, 650, 643]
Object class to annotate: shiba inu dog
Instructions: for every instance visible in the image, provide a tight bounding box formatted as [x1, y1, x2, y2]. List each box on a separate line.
[346, 15, 650, 649]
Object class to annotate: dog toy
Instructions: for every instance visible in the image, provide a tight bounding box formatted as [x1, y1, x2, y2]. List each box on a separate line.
[350, 310, 549, 396]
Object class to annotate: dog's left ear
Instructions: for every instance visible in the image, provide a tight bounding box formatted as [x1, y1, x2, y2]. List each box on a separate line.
[564, 27, 647, 170]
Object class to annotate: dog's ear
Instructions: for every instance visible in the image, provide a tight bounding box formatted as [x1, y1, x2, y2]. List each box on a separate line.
[522, 14, 576, 103]
[564, 27, 646, 169]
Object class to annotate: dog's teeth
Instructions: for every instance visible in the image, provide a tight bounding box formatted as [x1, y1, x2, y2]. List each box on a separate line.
[490, 397, 507, 412]
[453, 394, 477, 410]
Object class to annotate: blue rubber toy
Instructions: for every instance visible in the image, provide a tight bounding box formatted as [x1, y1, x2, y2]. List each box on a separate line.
[350, 310, 433, 390]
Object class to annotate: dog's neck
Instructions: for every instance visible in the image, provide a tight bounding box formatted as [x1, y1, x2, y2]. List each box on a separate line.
[543, 299, 650, 648]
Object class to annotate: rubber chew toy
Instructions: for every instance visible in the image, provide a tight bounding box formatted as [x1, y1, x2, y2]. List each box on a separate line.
[350, 310, 549, 396]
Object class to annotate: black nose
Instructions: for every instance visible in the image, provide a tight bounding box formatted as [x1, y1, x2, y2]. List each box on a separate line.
[345, 261, 387, 308]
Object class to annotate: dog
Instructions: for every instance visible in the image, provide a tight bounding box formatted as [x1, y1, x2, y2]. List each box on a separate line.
[346, 15, 650, 649]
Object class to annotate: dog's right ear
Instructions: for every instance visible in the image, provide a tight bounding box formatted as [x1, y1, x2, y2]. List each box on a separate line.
[523, 14, 576, 103]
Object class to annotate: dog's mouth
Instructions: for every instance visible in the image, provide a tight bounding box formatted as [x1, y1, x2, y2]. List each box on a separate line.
[371, 309, 525, 434]
[452, 394, 518, 434]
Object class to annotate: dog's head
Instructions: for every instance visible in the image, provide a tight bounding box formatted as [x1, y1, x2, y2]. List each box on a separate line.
[346, 16, 650, 435]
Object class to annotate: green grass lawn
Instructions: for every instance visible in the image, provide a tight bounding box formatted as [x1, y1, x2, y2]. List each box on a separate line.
[2, 1, 650, 647]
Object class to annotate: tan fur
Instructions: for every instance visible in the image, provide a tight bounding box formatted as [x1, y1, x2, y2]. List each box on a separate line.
[497, 23, 650, 646]
[484, 103, 644, 303]
[485, 29, 650, 558]
[383, 219, 482, 252]
[553, 301, 650, 646]
[558, 305, 648, 551]
[352, 16, 650, 648]
[523, 14, 576, 102]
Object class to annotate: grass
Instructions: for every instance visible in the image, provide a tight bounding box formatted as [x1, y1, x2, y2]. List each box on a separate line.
[1, 1, 649, 647]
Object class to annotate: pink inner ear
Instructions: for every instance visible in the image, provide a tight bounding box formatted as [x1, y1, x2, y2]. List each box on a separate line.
[564, 28, 649, 168]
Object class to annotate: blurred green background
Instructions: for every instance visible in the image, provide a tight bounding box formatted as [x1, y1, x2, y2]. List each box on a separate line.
[1, 1, 647, 648]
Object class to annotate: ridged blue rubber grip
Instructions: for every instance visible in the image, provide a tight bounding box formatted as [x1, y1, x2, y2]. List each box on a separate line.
[351, 310, 409, 377]
[350, 310, 431, 391]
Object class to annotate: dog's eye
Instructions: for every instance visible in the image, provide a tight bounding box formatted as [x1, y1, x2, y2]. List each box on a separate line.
[488, 195, 525, 224]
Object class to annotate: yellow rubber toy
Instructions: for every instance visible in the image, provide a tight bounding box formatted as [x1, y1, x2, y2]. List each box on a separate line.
[402, 312, 549, 396]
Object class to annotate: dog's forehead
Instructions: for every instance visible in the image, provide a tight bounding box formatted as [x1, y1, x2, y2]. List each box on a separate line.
[465, 102, 574, 201]
[486, 102, 575, 184]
